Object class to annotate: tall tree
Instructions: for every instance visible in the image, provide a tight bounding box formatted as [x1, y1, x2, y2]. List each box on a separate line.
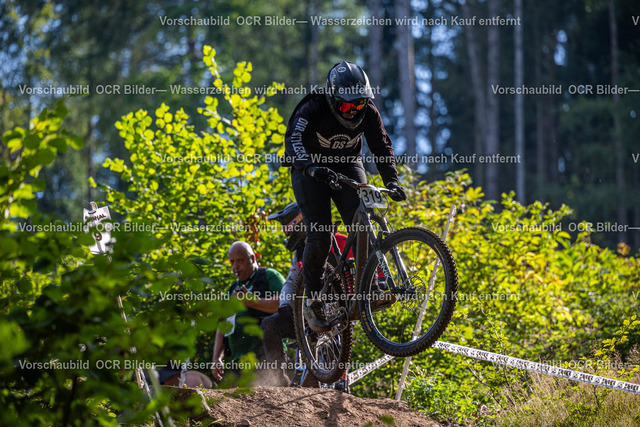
[395, 0, 416, 157]
[609, 0, 625, 243]
[514, 0, 525, 203]
[307, 0, 320, 85]
[533, 7, 545, 199]
[460, 0, 486, 188]
[485, 0, 500, 200]
[369, 0, 383, 112]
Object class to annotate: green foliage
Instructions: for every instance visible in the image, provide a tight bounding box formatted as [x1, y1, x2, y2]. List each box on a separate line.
[1, 104, 127, 424]
[0, 48, 293, 425]
[402, 367, 482, 422]
[94, 45, 292, 281]
[350, 169, 639, 424]
[1, 100, 80, 221]
[92, 45, 294, 370]
[379, 414, 395, 425]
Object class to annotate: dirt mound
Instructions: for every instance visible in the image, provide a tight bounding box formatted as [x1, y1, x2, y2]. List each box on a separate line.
[184, 386, 444, 427]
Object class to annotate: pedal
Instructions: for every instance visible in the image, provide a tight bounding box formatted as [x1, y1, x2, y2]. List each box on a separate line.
[328, 308, 348, 327]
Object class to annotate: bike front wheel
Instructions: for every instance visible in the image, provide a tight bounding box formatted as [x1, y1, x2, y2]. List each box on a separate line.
[358, 227, 457, 357]
[293, 262, 353, 384]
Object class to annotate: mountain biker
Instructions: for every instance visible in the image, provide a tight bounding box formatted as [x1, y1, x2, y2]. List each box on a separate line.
[283, 60, 407, 332]
[261, 202, 352, 386]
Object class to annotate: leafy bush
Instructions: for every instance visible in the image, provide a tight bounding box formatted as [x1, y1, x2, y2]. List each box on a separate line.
[93, 45, 293, 276]
[92, 45, 296, 369]
[0, 102, 209, 425]
[0, 47, 293, 425]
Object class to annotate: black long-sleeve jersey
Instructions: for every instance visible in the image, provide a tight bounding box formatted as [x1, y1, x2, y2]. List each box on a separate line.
[284, 92, 399, 186]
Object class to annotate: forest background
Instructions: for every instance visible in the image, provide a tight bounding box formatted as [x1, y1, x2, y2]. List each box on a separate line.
[1, 0, 639, 425]
[2, 0, 639, 250]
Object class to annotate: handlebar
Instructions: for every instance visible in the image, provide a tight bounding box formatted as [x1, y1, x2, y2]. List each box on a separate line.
[328, 179, 342, 191]
[328, 173, 393, 194]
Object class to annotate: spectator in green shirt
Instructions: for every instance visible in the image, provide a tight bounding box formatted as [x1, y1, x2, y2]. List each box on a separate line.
[211, 241, 284, 384]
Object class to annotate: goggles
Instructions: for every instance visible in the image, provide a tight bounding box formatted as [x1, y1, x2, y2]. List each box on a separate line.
[338, 100, 367, 113]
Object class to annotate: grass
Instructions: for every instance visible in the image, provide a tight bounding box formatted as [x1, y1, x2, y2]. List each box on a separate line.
[379, 414, 396, 425]
[223, 387, 254, 399]
[496, 371, 640, 426]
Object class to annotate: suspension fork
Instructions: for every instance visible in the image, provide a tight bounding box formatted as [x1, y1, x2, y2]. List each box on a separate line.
[368, 213, 411, 291]
[387, 245, 411, 291]
[355, 213, 368, 290]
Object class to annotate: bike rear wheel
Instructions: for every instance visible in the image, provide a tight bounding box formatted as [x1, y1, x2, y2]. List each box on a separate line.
[293, 262, 353, 384]
[358, 227, 457, 357]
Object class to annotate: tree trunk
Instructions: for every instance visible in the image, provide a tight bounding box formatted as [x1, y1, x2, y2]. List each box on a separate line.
[369, 0, 383, 111]
[366, 0, 384, 175]
[485, 0, 500, 200]
[548, 99, 559, 184]
[395, 0, 416, 157]
[514, 0, 525, 203]
[634, 162, 640, 249]
[426, 26, 435, 161]
[609, 0, 626, 243]
[534, 16, 545, 197]
[308, 0, 319, 84]
[545, 38, 559, 187]
[461, 0, 485, 188]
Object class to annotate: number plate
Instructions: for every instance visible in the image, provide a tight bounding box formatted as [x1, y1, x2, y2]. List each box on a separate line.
[359, 185, 387, 208]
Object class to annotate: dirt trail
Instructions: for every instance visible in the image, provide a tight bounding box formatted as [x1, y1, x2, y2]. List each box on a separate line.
[177, 386, 445, 427]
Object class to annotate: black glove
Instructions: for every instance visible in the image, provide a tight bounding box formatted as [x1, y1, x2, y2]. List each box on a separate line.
[386, 182, 407, 202]
[305, 165, 338, 184]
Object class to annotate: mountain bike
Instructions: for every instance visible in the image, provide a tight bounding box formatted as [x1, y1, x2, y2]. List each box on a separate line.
[293, 174, 458, 383]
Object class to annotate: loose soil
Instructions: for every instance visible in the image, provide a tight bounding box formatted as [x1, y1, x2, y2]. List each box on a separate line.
[173, 386, 447, 427]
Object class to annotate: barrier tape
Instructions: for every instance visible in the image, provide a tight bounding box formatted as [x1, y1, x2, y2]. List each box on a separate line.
[348, 354, 394, 385]
[432, 341, 640, 395]
[349, 340, 640, 395]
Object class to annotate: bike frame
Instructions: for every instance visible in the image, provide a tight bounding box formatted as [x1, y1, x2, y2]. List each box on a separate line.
[318, 177, 411, 302]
